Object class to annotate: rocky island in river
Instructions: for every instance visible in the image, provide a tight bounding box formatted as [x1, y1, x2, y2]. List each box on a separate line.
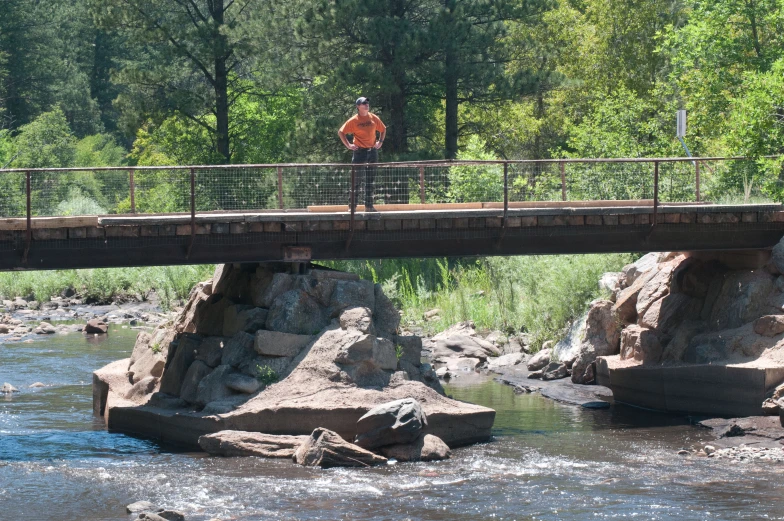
[93, 262, 495, 467]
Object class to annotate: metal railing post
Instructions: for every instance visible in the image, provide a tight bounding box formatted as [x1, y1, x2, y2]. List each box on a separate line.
[652, 161, 659, 227]
[129, 168, 136, 213]
[419, 165, 425, 204]
[186, 168, 196, 258]
[560, 161, 567, 201]
[346, 165, 356, 251]
[277, 166, 284, 209]
[695, 161, 701, 202]
[503, 162, 509, 221]
[22, 171, 31, 265]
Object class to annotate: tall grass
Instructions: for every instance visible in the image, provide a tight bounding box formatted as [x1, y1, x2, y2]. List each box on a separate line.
[326, 254, 633, 350]
[0, 265, 214, 310]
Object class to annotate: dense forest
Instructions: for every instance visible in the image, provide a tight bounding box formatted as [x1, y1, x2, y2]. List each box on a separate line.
[0, 0, 782, 175]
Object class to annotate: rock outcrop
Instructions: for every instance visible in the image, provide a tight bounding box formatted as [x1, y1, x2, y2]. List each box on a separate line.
[569, 249, 784, 417]
[94, 263, 495, 454]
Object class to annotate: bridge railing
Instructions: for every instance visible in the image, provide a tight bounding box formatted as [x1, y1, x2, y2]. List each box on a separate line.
[0, 157, 776, 219]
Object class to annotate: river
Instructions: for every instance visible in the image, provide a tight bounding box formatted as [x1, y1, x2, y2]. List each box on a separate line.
[2, 323, 784, 521]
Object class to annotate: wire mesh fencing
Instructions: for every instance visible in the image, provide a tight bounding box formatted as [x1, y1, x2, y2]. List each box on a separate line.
[0, 158, 773, 219]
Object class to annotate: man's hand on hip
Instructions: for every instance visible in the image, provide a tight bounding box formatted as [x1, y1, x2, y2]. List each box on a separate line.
[374, 141, 383, 150]
[348, 143, 358, 151]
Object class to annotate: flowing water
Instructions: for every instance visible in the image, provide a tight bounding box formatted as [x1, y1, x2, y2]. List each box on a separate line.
[2, 325, 784, 521]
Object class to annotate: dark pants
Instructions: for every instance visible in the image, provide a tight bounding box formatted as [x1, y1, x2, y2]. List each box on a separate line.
[352, 147, 378, 207]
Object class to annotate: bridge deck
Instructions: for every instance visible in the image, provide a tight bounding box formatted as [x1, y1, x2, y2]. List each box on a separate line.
[1, 201, 783, 270]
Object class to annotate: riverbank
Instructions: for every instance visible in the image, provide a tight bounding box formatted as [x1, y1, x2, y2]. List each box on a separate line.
[0, 265, 214, 312]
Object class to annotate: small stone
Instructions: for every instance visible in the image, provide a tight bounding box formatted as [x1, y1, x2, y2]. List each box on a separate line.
[34, 321, 57, 334]
[28, 382, 46, 388]
[84, 318, 108, 334]
[126, 500, 158, 514]
[677, 450, 689, 456]
[704, 445, 716, 455]
[423, 309, 441, 320]
[1, 383, 19, 393]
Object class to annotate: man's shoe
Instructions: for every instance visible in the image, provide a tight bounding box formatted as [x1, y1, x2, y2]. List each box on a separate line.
[365, 205, 377, 212]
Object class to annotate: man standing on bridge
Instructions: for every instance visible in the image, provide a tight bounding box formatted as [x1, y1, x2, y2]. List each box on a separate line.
[338, 97, 386, 212]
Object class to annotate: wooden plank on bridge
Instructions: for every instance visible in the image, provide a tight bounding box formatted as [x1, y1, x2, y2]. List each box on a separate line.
[0, 216, 100, 231]
[307, 203, 483, 213]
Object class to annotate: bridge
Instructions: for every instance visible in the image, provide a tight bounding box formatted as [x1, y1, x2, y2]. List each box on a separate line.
[1, 157, 782, 271]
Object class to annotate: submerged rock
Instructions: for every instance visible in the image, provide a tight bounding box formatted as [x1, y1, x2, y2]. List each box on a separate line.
[380, 433, 451, 462]
[84, 318, 108, 334]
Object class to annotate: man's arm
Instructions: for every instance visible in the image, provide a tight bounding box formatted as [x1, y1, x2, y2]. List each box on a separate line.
[338, 130, 358, 151]
[374, 130, 386, 149]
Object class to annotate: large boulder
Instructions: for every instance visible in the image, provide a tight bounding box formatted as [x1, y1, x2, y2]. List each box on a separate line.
[429, 331, 500, 362]
[380, 433, 451, 462]
[266, 290, 329, 335]
[329, 279, 376, 318]
[180, 360, 214, 404]
[127, 332, 166, 384]
[199, 431, 308, 458]
[373, 284, 400, 338]
[571, 300, 621, 383]
[85, 319, 108, 334]
[706, 270, 775, 331]
[158, 334, 201, 396]
[194, 336, 226, 368]
[339, 307, 374, 334]
[354, 398, 427, 449]
[253, 272, 295, 308]
[294, 428, 387, 468]
[754, 315, 784, 337]
[639, 292, 702, 333]
[394, 335, 422, 367]
[621, 252, 660, 288]
[221, 332, 256, 368]
[195, 364, 238, 406]
[124, 376, 158, 403]
[620, 325, 663, 363]
[487, 352, 525, 372]
[222, 305, 268, 337]
[254, 330, 313, 358]
[527, 348, 552, 371]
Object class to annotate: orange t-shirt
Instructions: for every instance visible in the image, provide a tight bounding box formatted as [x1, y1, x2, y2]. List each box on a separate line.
[339, 113, 386, 148]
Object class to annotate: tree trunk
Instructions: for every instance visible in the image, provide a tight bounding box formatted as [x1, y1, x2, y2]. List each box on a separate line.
[212, 0, 231, 164]
[444, 47, 458, 159]
[215, 57, 231, 164]
[443, 2, 458, 159]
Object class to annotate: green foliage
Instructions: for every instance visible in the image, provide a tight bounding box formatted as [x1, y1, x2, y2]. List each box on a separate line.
[10, 108, 76, 168]
[73, 134, 126, 167]
[446, 136, 504, 202]
[0, 265, 214, 310]
[255, 365, 279, 386]
[328, 254, 632, 350]
[54, 187, 108, 216]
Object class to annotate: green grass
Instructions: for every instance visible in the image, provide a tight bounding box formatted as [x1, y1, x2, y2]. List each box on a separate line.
[0, 265, 214, 310]
[325, 254, 633, 351]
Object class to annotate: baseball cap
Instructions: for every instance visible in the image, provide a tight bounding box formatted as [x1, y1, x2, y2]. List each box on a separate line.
[356, 97, 369, 105]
